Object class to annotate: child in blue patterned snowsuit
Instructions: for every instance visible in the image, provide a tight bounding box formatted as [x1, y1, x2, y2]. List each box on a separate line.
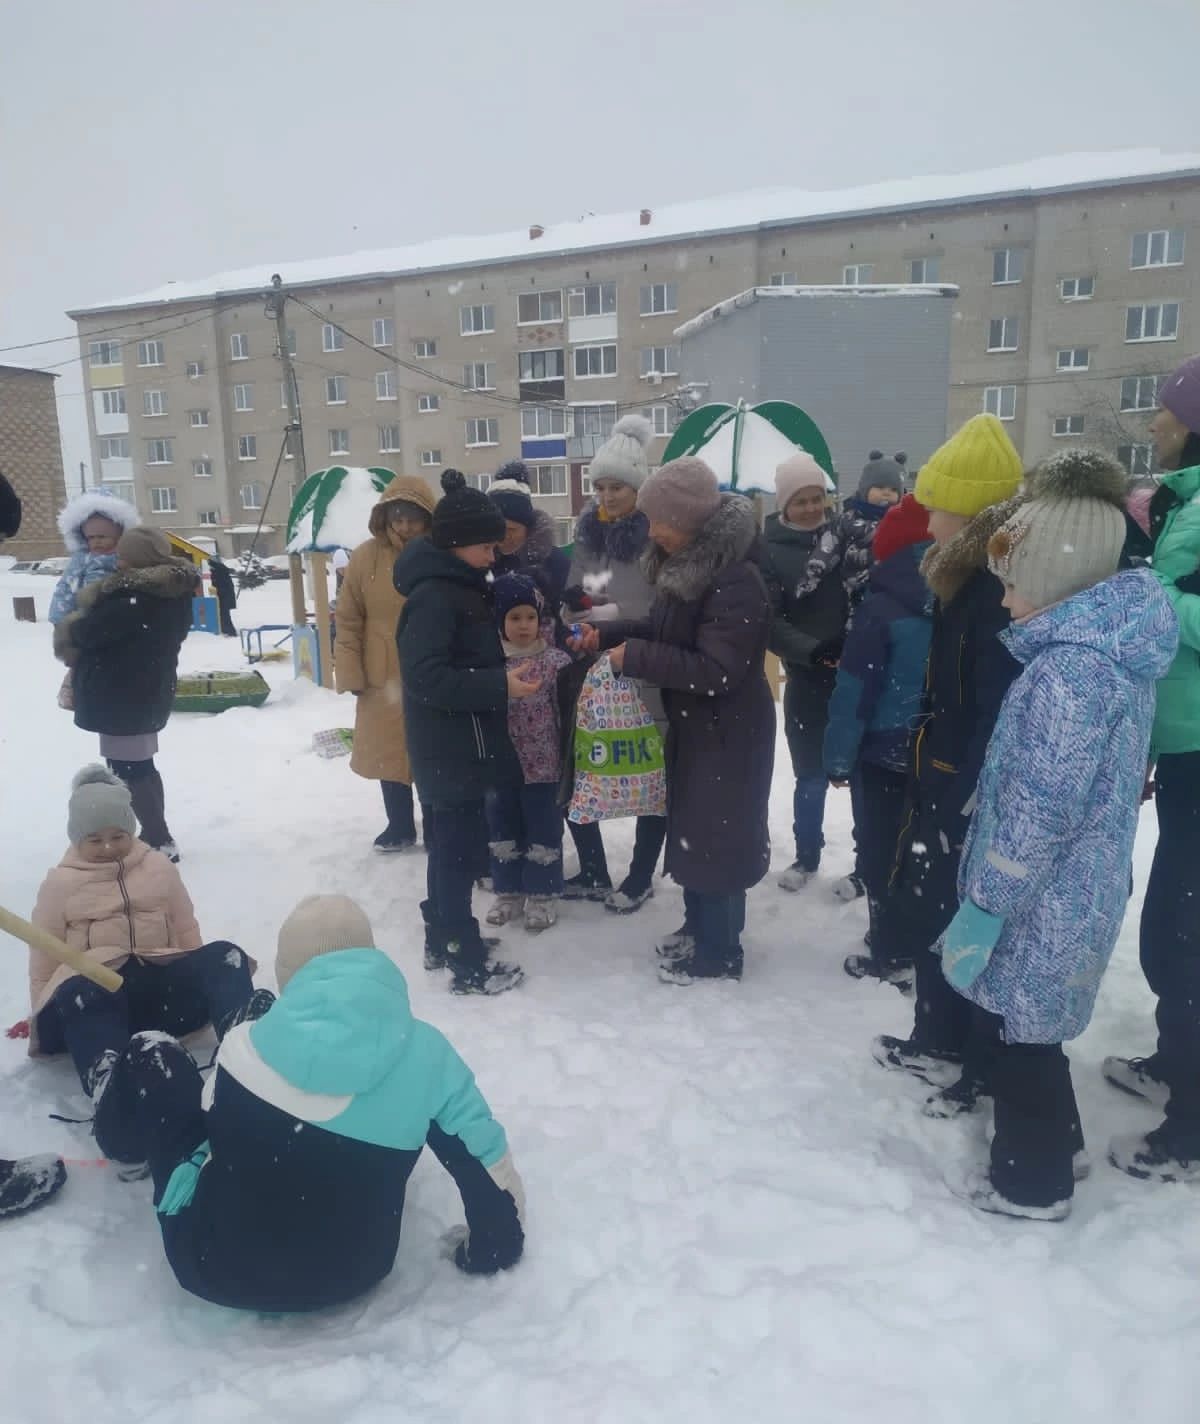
[938, 451, 1178, 1220]
[48, 491, 140, 625]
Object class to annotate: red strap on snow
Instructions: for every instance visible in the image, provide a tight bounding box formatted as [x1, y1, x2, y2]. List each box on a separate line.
[6, 1018, 30, 1039]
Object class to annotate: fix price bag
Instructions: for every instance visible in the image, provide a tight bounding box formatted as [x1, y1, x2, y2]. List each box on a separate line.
[567, 655, 666, 823]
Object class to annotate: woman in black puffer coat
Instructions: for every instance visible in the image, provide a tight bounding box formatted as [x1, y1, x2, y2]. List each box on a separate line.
[53, 526, 197, 858]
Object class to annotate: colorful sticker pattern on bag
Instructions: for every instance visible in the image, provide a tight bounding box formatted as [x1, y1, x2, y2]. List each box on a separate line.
[567, 658, 667, 823]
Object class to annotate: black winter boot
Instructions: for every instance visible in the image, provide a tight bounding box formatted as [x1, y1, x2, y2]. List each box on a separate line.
[0, 1155, 67, 1219]
[421, 899, 447, 971]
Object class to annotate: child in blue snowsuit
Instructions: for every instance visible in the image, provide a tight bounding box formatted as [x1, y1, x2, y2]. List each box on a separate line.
[938, 451, 1178, 1220]
[48, 491, 140, 625]
[824, 494, 932, 982]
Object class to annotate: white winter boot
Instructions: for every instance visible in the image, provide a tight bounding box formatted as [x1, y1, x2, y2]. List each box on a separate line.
[485, 894, 525, 927]
[523, 897, 558, 933]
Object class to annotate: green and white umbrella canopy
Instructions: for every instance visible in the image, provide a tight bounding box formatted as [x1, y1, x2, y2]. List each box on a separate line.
[661, 401, 836, 495]
[285, 466, 395, 552]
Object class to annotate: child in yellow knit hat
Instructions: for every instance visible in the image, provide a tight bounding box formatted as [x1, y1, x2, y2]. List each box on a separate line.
[869, 413, 1024, 1113]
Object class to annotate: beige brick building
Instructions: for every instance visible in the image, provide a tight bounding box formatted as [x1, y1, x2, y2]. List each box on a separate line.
[68, 151, 1200, 555]
[0, 364, 69, 560]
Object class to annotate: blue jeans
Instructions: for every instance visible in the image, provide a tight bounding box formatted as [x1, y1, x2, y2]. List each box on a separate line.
[784, 672, 833, 869]
[486, 783, 563, 897]
[37, 941, 254, 1091]
[424, 801, 489, 961]
[792, 776, 828, 871]
[683, 888, 746, 971]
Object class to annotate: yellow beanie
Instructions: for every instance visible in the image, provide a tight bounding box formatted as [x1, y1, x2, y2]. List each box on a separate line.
[914, 415, 1023, 518]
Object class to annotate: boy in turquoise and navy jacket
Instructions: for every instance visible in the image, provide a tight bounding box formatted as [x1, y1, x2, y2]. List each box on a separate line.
[90, 895, 526, 1311]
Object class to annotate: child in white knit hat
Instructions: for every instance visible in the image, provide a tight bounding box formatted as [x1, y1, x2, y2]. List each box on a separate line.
[934, 450, 1179, 1220]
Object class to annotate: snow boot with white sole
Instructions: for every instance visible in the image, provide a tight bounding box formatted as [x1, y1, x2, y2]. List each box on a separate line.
[922, 1074, 988, 1119]
[1101, 1054, 1170, 1110]
[604, 882, 653, 915]
[844, 953, 913, 993]
[656, 926, 695, 961]
[1108, 1128, 1200, 1184]
[832, 872, 866, 903]
[562, 872, 612, 903]
[871, 1034, 962, 1088]
[0, 1155, 67, 1219]
[523, 896, 557, 933]
[954, 1169, 1071, 1222]
[777, 862, 816, 893]
[658, 947, 743, 985]
[486, 894, 525, 927]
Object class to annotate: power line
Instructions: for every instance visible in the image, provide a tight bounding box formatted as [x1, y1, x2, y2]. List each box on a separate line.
[0, 305, 215, 358]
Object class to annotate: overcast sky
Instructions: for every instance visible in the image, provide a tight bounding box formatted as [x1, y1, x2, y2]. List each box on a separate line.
[4, 0, 1199, 484]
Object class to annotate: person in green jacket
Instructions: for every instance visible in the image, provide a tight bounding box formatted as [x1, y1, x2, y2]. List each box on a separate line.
[1107, 353, 1200, 1184]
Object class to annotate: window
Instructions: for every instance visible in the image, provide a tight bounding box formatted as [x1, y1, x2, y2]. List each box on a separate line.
[469, 474, 493, 492]
[240, 481, 264, 509]
[376, 371, 398, 401]
[1126, 302, 1180, 342]
[640, 346, 680, 377]
[280, 378, 299, 410]
[137, 339, 164, 367]
[843, 264, 874, 284]
[101, 389, 126, 416]
[1120, 374, 1161, 412]
[462, 361, 496, 391]
[238, 435, 257, 461]
[192, 458, 213, 477]
[768, 273, 797, 286]
[572, 405, 616, 439]
[581, 464, 593, 496]
[417, 393, 440, 413]
[419, 449, 442, 466]
[378, 425, 402, 452]
[465, 417, 500, 447]
[1052, 415, 1085, 437]
[186, 359, 205, 378]
[521, 406, 567, 438]
[1059, 275, 1095, 301]
[142, 389, 167, 417]
[459, 303, 495, 335]
[643, 404, 674, 437]
[189, 409, 209, 428]
[197, 510, 219, 527]
[983, 385, 1017, 421]
[528, 463, 568, 496]
[373, 317, 394, 347]
[992, 248, 1026, 284]
[567, 282, 616, 318]
[99, 436, 130, 459]
[325, 375, 347, 404]
[1056, 347, 1090, 371]
[413, 338, 437, 358]
[909, 257, 940, 283]
[1131, 230, 1185, 269]
[640, 283, 678, 316]
[88, 340, 121, 366]
[518, 290, 563, 324]
[329, 429, 350, 455]
[987, 317, 1019, 352]
[233, 383, 254, 411]
[230, 333, 249, 361]
[322, 323, 344, 353]
[1118, 443, 1154, 477]
[149, 486, 177, 513]
[574, 344, 617, 378]
[518, 349, 564, 382]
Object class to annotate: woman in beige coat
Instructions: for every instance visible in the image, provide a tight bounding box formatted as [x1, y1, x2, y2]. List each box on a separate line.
[335, 473, 437, 850]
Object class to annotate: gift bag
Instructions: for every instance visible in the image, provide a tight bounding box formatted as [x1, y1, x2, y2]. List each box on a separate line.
[567, 657, 666, 823]
[57, 670, 75, 711]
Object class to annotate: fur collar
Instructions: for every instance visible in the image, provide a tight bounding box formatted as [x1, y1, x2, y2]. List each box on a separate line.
[56, 491, 139, 552]
[574, 504, 651, 564]
[645, 494, 758, 602]
[496, 509, 558, 574]
[81, 561, 198, 608]
[921, 495, 1024, 603]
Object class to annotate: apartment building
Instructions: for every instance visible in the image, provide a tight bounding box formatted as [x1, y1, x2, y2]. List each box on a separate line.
[68, 150, 1200, 554]
[0, 363, 69, 560]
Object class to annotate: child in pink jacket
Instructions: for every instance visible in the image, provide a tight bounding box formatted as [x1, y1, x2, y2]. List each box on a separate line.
[30, 767, 260, 1105]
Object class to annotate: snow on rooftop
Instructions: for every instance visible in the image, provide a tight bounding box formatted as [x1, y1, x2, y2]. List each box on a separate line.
[674, 283, 961, 340]
[70, 148, 1200, 315]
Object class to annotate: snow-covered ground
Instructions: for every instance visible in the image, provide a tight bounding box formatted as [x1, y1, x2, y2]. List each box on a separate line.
[1, 566, 1197, 1424]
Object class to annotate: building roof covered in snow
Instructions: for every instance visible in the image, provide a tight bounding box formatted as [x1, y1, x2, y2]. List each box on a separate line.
[67, 148, 1200, 317]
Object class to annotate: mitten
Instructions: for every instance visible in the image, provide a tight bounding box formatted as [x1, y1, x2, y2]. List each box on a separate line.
[939, 900, 1005, 991]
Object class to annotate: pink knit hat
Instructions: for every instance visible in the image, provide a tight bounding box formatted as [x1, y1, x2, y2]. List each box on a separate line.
[775, 451, 829, 513]
[637, 457, 722, 534]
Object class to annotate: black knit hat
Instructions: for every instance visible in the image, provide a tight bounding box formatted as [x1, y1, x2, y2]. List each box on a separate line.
[431, 469, 506, 550]
[488, 460, 536, 528]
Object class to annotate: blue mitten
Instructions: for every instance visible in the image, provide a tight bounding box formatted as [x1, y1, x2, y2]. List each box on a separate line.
[940, 900, 1005, 991]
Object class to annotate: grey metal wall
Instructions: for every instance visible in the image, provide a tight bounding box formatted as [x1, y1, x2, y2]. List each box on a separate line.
[681, 293, 955, 490]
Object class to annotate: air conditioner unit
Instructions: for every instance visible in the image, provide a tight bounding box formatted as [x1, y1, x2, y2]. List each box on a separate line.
[646, 370, 663, 385]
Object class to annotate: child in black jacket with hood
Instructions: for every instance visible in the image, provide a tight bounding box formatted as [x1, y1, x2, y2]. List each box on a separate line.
[394, 471, 540, 994]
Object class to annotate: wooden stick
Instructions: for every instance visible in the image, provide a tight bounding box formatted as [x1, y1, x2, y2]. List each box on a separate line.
[0, 905, 124, 992]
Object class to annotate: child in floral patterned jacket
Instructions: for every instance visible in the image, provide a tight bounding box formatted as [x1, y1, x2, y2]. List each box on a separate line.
[485, 575, 572, 933]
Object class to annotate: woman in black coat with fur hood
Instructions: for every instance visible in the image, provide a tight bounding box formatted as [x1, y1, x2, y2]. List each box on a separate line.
[575, 457, 775, 984]
[54, 526, 197, 858]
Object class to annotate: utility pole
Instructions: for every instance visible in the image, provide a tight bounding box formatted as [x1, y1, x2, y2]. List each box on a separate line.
[266, 274, 307, 486]
[265, 274, 309, 626]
